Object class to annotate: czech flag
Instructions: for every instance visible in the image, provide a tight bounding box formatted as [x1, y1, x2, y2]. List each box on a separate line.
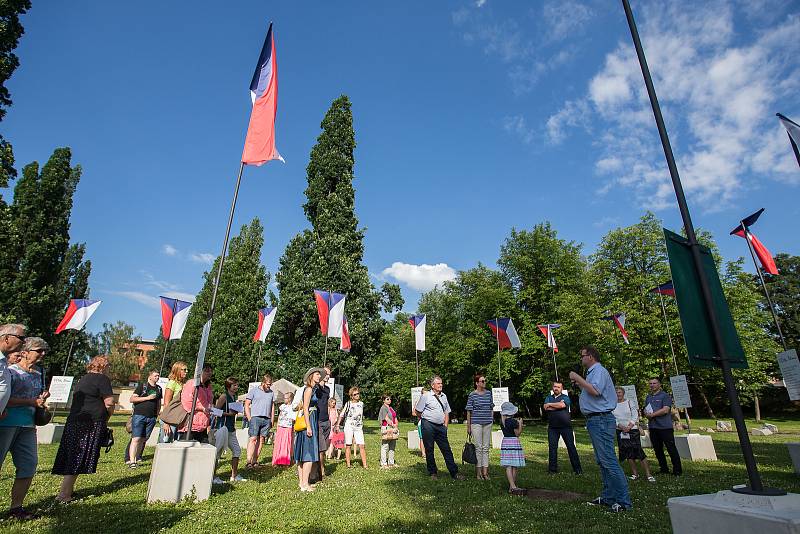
[649, 281, 675, 297]
[487, 318, 521, 349]
[314, 290, 346, 338]
[56, 299, 102, 334]
[409, 314, 426, 351]
[253, 306, 277, 342]
[241, 22, 284, 166]
[601, 313, 629, 344]
[340, 314, 351, 352]
[777, 113, 800, 169]
[536, 324, 561, 352]
[730, 208, 779, 276]
[160, 296, 193, 340]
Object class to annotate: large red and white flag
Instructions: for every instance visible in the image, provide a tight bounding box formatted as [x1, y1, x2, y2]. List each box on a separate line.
[242, 23, 284, 166]
[730, 208, 779, 275]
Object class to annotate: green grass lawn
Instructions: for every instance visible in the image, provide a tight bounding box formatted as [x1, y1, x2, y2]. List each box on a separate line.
[1, 416, 799, 533]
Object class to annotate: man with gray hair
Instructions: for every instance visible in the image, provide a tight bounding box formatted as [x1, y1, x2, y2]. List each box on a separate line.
[414, 375, 464, 480]
[0, 324, 28, 417]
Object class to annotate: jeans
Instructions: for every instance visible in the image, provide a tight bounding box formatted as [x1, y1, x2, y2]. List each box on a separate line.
[131, 414, 156, 439]
[380, 439, 396, 465]
[586, 413, 631, 508]
[649, 427, 682, 474]
[421, 419, 458, 477]
[547, 426, 582, 473]
[470, 423, 492, 468]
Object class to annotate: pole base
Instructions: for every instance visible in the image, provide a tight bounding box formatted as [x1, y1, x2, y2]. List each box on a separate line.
[732, 484, 787, 497]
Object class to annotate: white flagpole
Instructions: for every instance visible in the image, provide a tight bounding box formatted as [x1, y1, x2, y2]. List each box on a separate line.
[255, 342, 263, 382]
[495, 317, 502, 388]
[159, 298, 178, 376]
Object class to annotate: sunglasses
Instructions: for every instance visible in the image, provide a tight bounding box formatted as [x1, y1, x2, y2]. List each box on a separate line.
[5, 333, 26, 342]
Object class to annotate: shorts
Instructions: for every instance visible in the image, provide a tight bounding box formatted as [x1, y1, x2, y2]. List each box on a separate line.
[0, 426, 38, 478]
[344, 424, 364, 446]
[318, 420, 331, 450]
[131, 414, 157, 438]
[248, 416, 272, 438]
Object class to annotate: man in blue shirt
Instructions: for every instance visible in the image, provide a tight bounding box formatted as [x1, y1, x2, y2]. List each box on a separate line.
[543, 381, 582, 475]
[569, 346, 631, 512]
[644, 377, 682, 476]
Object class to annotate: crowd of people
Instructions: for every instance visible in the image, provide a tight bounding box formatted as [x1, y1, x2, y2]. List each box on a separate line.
[0, 321, 684, 518]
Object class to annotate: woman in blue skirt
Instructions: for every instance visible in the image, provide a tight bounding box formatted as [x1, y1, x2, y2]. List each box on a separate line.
[294, 367, 322, 492]
[499, 402, 526, 496]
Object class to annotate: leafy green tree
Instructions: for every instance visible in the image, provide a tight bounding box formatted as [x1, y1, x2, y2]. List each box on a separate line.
[171, 218, 270, 395]
[270, 95, 402, 409]
[762, 253, 800, 350]
[0, 0, 31, 185]
[92, 321, 141, 386]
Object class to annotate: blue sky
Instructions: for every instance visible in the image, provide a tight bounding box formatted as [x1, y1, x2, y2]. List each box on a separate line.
[4, 1, 799, 339]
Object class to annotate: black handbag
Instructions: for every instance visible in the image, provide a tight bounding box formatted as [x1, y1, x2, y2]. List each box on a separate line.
[462, 435, 478, 465]
[102, 427, 115, 453]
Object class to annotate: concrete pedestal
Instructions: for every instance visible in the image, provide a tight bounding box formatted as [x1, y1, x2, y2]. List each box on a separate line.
[408, 429, 420, 450]
[668, 490, 800, 534]
[36, 423, 64, 444]
[146, 441, 216, 503]
[145, 427, 161, 447]
[787, 443, 800, 475]
[491, 430, 503, 449]
[641, 429, 652, 448]
[558, 431, 576, 449]
[675, 433, 717, 461]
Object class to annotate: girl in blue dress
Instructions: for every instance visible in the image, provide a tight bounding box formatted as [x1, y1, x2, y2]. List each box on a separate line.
[294, 367, 322, 492]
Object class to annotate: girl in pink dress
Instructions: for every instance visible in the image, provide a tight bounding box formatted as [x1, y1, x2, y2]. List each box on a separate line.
[272, 392, 295, 466]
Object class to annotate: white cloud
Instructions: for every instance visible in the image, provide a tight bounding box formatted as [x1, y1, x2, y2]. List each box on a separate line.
[547, 2, 800, 210]
[503, 115, 535, 144]
[475, 0, 487, 7]
[189, 252, 215, 265]
[381, 262, 457, 292]
[161, 291, 196, 303]
[162, 244, 178, 256]
[542, 0, 593, 42]
[545, 99, 591, 144]
[110, 291, 160, 309]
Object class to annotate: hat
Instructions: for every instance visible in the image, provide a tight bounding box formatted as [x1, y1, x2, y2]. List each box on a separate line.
[303, 367, 324, 384]
[500, 401, 518, 416]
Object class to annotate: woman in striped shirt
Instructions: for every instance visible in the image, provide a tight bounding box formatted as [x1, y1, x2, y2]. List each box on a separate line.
[465, 373, 494, 480]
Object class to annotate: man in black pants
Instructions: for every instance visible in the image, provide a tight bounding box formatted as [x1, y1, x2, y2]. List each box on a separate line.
[644, 378, 682, 476]
[543, 381, 582, 474]
[414, 375, 465, 481]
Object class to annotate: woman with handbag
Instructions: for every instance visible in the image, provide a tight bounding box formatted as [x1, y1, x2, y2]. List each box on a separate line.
[613, 387, 654, 482]
[294, 368, 322, 492]
[52, 356, 115, 503]
[0, 337, 50, 520]
[465, 373, 493, 480]
[378, 394, 399, 468]
[212, 377, 246, 484]
[159, 361, 188, 443]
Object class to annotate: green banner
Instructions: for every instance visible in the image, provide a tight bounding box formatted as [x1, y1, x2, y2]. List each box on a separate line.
[663, 229, 747, 368]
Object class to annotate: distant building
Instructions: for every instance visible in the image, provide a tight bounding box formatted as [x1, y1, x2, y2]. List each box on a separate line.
[127, 339, 157, 383]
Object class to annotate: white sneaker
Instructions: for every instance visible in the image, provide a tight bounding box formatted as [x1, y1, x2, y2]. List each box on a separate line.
[230, 475, 247, 482]
[212, 477, 225, 485]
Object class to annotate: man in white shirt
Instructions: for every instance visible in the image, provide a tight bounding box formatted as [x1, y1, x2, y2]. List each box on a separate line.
[414, 375, 465, 481]
[0, 324, 28, 417]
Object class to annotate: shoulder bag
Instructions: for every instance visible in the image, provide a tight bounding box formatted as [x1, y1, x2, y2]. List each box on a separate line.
[462, 434, 477, 465]
[160, 392, 189, 427]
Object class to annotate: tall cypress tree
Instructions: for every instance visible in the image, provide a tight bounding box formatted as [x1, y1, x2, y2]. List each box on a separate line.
[171, 218, 270, 392]
[272, 95, 402, 403]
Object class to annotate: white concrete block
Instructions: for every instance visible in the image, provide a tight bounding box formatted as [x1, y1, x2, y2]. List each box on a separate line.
[145, 426, 161, 447]
[407, 429, 420, 450]
[668, 490, 800, 534]
[641, 429, 652, 448]
[752, 428, 773, 436]
[36, 423, 64, 444]
[787, 443, 800, 475]
[491, 429, 503, 449]
[558, 431, 576, 449]
[764, 424, 779, 433]
[146, 441, 216, 503]
[675, 433, 718, 461]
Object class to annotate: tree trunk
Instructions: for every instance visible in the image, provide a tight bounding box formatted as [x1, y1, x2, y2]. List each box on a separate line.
[697, 385, 716, 419]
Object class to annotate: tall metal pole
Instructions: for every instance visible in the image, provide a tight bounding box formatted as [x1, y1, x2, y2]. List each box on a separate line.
[495, 317, 502, 388]
[322, 290, 330, 366]
[255, 342, 263, 382]
[742, 226, 787, 351]
[158, 340, 170, 378]
[658, 291, 691, 430]
[552, 347, 559, 383]
[622, 0, 778, 494]
[415, 348, 419, 387]
[187, 162, 245, 441]
[62, 334, 76, 376]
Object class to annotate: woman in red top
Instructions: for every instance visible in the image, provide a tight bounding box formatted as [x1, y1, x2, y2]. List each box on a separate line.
[177, 364, 213, 442]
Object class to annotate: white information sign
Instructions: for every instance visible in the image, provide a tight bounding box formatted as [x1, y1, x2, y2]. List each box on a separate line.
[156, 377, 169, 392]
[670, 374, 692, 409]
[326, 377, 335, 394]
[48, 376, 74, 404]
[335, 384, 344, 409]
[777, 349, 800, 401]
[492, 387, 509, 412]
[411, 387, 423, 411]
[621, 385, 639, 413]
